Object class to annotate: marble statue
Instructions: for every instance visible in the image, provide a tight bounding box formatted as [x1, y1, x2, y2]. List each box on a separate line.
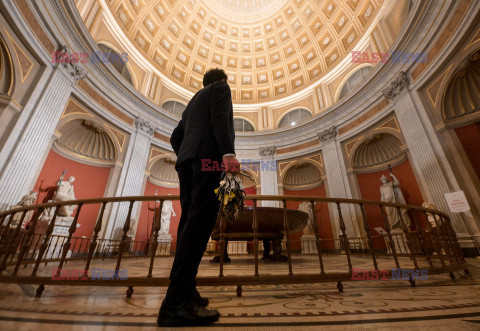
[37, 199, 56, 223]
[54, 175, 76, 217]
[380, 173, 408, 230]
[298, 201, 314, 235]
[127, 219, 136, 237]
[160, 198, 176, 235]
[9, 191, 38, 228]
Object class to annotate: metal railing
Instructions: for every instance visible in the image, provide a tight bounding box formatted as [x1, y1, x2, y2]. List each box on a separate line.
[0, 195, 468, 298]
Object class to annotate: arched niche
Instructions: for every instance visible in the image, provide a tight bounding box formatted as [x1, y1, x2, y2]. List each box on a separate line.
[53, 119, 118, 167]
[0, 36, 14, 98]
[442, 50, 480, 123]
[33, 119, 119, 238]
[280, 159, 333, 250]
[282, 161, 323, 191]
[443, 49, 480, 182]
[351, 133, 406, 173]
[351, 132, 423, 249]
[148, 158, 179, 188]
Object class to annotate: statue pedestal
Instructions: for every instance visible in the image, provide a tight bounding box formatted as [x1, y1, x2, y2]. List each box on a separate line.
[387, 229, 409, 254]
[43, 217, 76, 259]
[227, 241, 247, 255]
[156, 233, 172, 256]
[301, 235, 318, 254]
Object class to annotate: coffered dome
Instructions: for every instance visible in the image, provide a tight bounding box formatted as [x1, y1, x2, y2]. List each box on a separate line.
[101, 0, 387, 103]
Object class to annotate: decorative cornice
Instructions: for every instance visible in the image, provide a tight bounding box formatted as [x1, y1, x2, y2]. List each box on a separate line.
[259, 146, 276, 157]
[382, 71, 410, 100]
[318, 126, 337, 144]
[135, 116, 157, 136]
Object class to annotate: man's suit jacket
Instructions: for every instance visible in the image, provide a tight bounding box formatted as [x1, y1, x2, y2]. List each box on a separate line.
[170, 81, 235, 168]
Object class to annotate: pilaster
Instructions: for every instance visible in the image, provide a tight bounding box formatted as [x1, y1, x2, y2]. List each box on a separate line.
[258, 146, 279, 207]
[319, 127, 361, 241]
[0, 49, 87, 210]
[383, 72, 476, 240]
[103, 116, 156, 239]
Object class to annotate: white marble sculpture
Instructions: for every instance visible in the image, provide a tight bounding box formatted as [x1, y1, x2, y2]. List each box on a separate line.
[298, 201, 314, 235]
[54, 175, 76, 217]
[422, 202, 438, 228]
[127, 219, 136, 237]
[9, 191, 38, 228]
[380, 173, 408, 230]
[159, 198, 176, 235]
[299, 201, 318, 254]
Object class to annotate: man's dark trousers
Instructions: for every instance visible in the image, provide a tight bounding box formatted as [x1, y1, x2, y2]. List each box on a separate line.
[165, 159, 222, 306]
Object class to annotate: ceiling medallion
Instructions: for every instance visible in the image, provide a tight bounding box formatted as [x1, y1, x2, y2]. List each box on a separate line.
[202, 0, 290, 23]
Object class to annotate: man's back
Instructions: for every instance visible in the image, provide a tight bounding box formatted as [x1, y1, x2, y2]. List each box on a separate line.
[171, 80, 235, 167]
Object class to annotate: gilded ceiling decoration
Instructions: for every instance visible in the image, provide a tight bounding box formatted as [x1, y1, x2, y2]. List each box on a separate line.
[443, 50, 480, 122]
[283, 162, 323, 189]
[56, 120, 117, 162]
[105, 0, 384, 103]
[352, 133, 403, 169]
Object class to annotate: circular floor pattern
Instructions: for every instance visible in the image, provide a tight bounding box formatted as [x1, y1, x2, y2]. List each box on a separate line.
[0, 256, 479, 330]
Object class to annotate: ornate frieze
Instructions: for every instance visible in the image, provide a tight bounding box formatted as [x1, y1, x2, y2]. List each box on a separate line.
[382, 71, 409, 100]
[318, 126, 337, 144]
[55, 46, 88, 82]
[135, 116, 157, 136]
[259, 146, 276, 157]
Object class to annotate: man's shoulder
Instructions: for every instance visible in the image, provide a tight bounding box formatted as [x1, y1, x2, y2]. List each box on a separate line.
[211, 80, 230, 91]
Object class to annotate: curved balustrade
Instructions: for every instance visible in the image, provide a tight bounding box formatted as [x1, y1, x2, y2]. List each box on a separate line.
[0, 195, 468, 298]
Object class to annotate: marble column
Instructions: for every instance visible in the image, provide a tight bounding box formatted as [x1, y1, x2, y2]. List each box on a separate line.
[0, 57, 87, 210]
[258, 146, 279, 207]
[104, 117, 156, 239]
[383, 72, 470, 236]
[319, 127, 361, 241]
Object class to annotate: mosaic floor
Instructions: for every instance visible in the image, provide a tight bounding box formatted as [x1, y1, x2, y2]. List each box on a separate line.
[0, 254, 479, 330]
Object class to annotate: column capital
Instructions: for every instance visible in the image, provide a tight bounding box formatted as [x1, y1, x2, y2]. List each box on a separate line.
[259, 146, 276, 158]
[135, 116, 157, 136]
[382, 71, 409, 100]
[318, 126, 337, 144]
[55, 46, 88, 83]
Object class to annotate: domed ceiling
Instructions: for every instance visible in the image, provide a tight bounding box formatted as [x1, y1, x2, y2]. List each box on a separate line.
[105, 0, 385, 104]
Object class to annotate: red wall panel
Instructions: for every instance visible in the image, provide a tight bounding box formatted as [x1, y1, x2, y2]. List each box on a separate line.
[33, 150, 112, 238]
[284, 184, 335, 250]
[455, 122, 480, 180]
[355, 159, 423, 248]
[244, 186, 256, 206]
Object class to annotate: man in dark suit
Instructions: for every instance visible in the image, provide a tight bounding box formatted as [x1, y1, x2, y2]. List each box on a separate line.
[157, 68, 239, 327]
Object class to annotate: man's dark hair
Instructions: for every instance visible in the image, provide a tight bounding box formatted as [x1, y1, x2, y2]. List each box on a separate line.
[203, 68, 228, 87]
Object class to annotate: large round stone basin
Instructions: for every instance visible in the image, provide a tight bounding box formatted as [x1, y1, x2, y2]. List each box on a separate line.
[211, 207, 308, 241]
